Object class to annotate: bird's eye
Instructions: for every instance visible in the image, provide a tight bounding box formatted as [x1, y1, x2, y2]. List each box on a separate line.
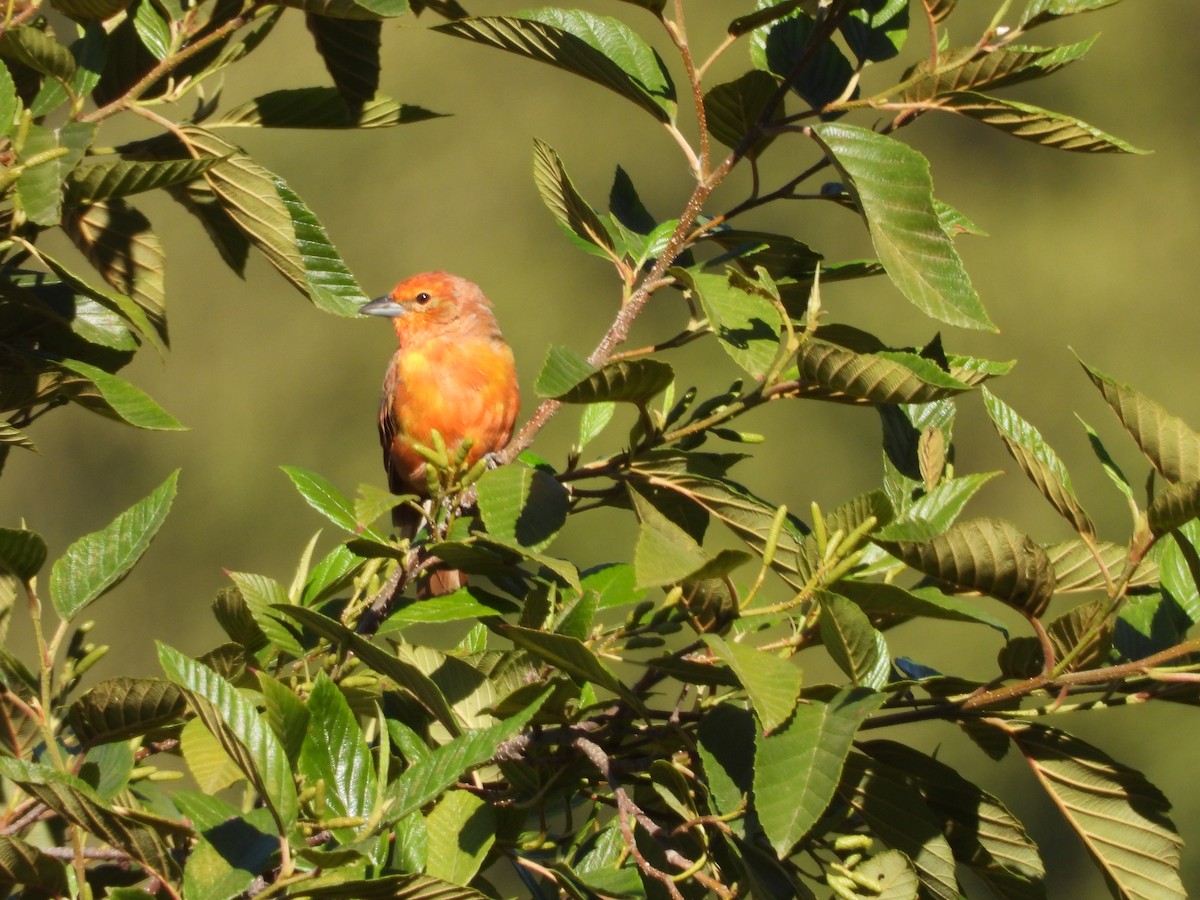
[414, 292, 432, 305]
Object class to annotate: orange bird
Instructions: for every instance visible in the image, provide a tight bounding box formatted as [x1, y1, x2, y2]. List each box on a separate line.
[360, 272, 520, 588]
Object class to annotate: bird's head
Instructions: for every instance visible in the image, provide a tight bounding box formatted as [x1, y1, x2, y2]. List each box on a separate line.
[360, 272, 497, 344]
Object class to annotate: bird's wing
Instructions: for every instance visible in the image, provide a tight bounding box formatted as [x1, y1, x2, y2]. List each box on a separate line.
[378, 356, 405, 495]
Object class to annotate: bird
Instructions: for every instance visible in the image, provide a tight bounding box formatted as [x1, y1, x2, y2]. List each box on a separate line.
[360, 272, 520, 595]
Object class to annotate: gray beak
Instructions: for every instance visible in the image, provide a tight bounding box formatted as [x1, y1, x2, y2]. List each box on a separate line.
[359, 295, 405, 317]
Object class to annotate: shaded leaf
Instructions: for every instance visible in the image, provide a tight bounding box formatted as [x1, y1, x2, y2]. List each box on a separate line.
[50, 470, 179, 620]
[1148, 480, 1200, 537]
[67, 156, 223, 203]
[751, 7, 856, 111]
[798, 337, 973, 404]
[0, 527, 47, 580]
[838, 579, 1009, 633]
[811, 123, 992, 330]
[944, 92, 1146, 153]
[1023, 0, 1123, 28]
[902, 39, 1094, 101]
[841, 0, 909, 63]
[1000, 720, 1185, 900]
[68, 677, 186, 746]
[424, 790, 495, 886]
[818, 591, 890, 689]
[703, 69, 782, 159]
[0, 835, 68, 896]
[673, 266, 782, 377]
[216, 87, 441, 128]
[306, 15, 380, 111]
[554, 358, 673, 405]
[875, 517, 1055, 616]
[532, 138, 614, 257]
[272, 0, 408, 19]
[476, 464, 569, 552]
[1047, 538, 1156, 593]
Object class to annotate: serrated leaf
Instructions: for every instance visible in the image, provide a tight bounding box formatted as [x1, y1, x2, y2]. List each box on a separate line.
[1022, 0, 1122, 28]
[492, 622, 627, 701]
[299, 672, 377, 828]
[182, 127, 367, 315]
[876, 517, 1055, 616]
[281, 465, 386, 542]
[751, 7, 856, 111]
[424, 790, 495, 886]
[999, 720, 1185, 900]
[63, 200, 167, 342]
[16, 121, 94, 226]
[49, 470, 178, 620]
[381, 690, 548, 829]
[158, 642, 299, 831]
[818, 591, 890, 689]
[554, 358, 673, 405]
[984, 387, 1094, 536]
[1148, 480, 1200, 537]
[812, 123, 993, 330]
[183, 806, 277, 900]
[0, 835, 68, 896]
[435, 11, 676, 123]
[50, 0, 129, 20]
[288, 874, 490, 899]
[1048, 539, 1156, 594]
[68, 677, 186, 746]
[0, 26, 75, 82]
[227, 571, 305, 658]
[277, 605, 460, 733]
[0, 528, 47, 580]
[841, 0, 909, 63]
[272, 0, 408, 19]
[838, 753, 960, 900]
[862, 739, 1045, 893]
[674, 267, 782, 377]
[534, 344, 593, 398]
[306, 14, 380, 112]
[0, 62, 17, 140]
[377, 588, 517, 633]
[703, 634, 801, 733]
[57, 358, 183, 430]
[1080, 358, 1200, 483]
[944, 92, 1146, 153]
[838, 580, 1009, 633]
[857, 850, 920, 899]
[0, 758, 179, 881]
[1115, 592, 1189, 661]
[476, 464, 569, 552]
[903, 39, 1093, 101]
[578, 400, 615, 448]
[67, 156, 223, 203]
[532, 138, 614, 257]
[215, 87, 441, 128]
[702, 69, 782, 159]
[798, 337, 974, 403]
[133, 0, 170, 58]
[180, 716, 242, 794]
[1155, 522, 1200, 624]
[754, 687, 885, 857]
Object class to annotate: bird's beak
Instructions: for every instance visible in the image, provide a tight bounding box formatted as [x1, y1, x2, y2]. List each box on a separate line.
[359, 295, 406, 317]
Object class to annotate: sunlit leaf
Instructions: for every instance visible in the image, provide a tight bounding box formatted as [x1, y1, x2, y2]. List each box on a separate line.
[1022, 0, 1123, 28]
[67, 156, 223, 203]
[435, 11, 676, 122]
[50, 470, 179, 620]
[812, 124, 993, 330]
[944, 92, 1146, 153]
[57, 358, 184, 430]
[15, 121, 94, 226]
[841, 0, 909, 63]
[424, 790, 495, 886]
[1148, 480, 1200, 537]
[299, 672, 377, 828]
[818, 591, 890, 689]
[271, 0, 407, 19]
[532, 138, 614, 257]
[673, 267, 782, 377]
[281, 465, 387, 542]
[902, 39, 1094, 101]
[703, 634, 802, 733]
[477, 464, 569, 552]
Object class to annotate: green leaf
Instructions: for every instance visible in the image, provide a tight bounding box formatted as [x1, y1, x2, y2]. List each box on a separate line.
[630, 487, 707, 588]
[67, 156, 224, 203]
[272, 0, 408, 19]
[841, 0, 909, 63]
[1148, 481, 1200, 537]
[751, 7, 855, 111]
[281, 465, 386, 542]
[702, 70, 782, 159]
[492, 622, 626, 700]
[862, 740, 1044, 893]
[0, 26, 76, 83]
[753, 688, 885, 857]
[258, 673, 309, 764]
[67, 677, 186, 747]
[50, 0, 130, 20]
[57, 358, 184, 430]
[424, 790, 495, 886]
[183, 806, 277, 900]
[818, 591, 890, 689]
[1022, 0, 1123, 27]
[378, 587, 517, 633]
[50, 470, 179, 620]
[1080, 357, 1200, 483]
[305, 15, 380, 112]
[435, 10, 676, 123]
[215, 87, 441, 128]
[182, 127, 367, 316]
[277, 606, 460, 733]
[798, 337, 974, 403]
[1155, 522, 1200, 624]
[381, 690, 549, 829]
[286, 874, 491, 899]
[554, 358, 674, 405]
[299, 672, 377, 826]
[578, 401, 615, 448]
[226, 572, 305, 658]
[582, 563, 647, 610]
[837, 580, 1009, 634]
[158, 642, 299, 831]
[0, 758, 179, 881]
[0, 62, 17, 140]
[837, 753, 959, 900]
[0, 836, 68, 896]
[1001, 720, 1184, 900]
[944, 92, 1146, 153]
[15, 121, 94, 226]
[875, 517, 1055, 617]
[534, 344, 594, 398]
[133, 0, 170, 58]
[674, 267, 782, 377]
[532, 138, 614, 258]
[0, 528, 47, 580]
[476, 464, 569, 552]
[983, 387, 1094, 536]
[902, 39, 1094, 101]
[811, 124, 993, 331]
[180, 716, 243, 795]
[703, 634, 801, 733]
[1048, 538, 1157, 594]
[882, 471, 1000, 539]
[857, 851, 920, 900]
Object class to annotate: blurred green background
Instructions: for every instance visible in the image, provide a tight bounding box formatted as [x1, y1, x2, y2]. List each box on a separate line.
[4, 1, 1200, 894]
